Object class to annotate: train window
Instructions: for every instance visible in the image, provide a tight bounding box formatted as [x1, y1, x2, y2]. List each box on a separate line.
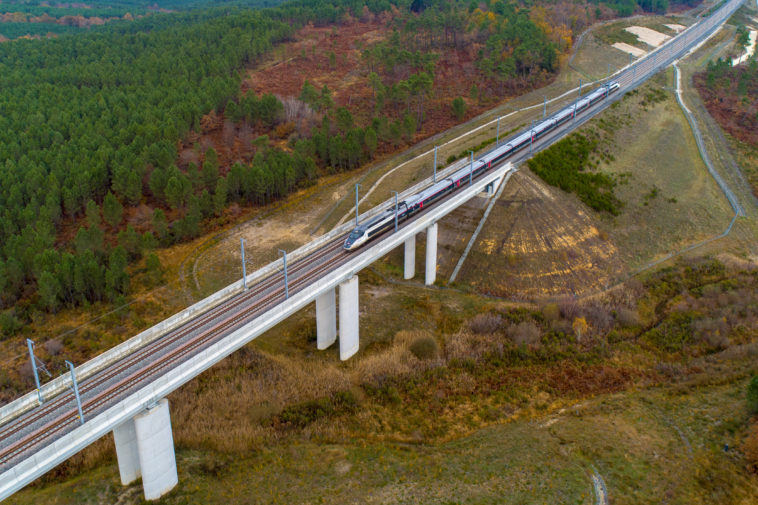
[368, 227, 383, 238]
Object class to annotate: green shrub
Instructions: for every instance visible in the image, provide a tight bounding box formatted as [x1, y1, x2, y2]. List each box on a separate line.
[365, 383, 402, 405]
[277, 390, 357, 428]
[0, 312, 22, 340]
[641, 311, 695, 352]
[527, 133, 622, 215]
[748, 376, 758, 415]
[409, 336, 439, 360]
[452, 96, 466, 120]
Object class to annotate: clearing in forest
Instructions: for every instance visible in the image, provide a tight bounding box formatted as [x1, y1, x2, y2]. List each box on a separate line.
[625, 25, 671, 47]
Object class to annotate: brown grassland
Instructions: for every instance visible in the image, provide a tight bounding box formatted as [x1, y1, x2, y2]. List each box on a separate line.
[8, 256, 758, 504]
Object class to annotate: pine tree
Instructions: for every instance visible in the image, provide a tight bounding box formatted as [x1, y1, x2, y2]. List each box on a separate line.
[152, 209, 168, 242]
[105, 246, 129, 301]
[145, 252, 163, 287]
[103, 192, 123, 229]
[184, 195, 202, 238]
[225, 100, 239, 122]
[299, 80, 319, 106]
[149, 167, 168, 201]
[187, 163, 201, 192]
[202, 149, 219, 190]
[364, 127, 378, 157]
[85, 199, 101, 229]
[748, 375, 758, 414]
[199, 189, 213, 218]
[140, 231, 157, 251]
[75, 225, 104, 255]
[213, 177, 228, 215]
[402, 112, 417, 142]
[125, 169, 142, 205]
[319, 85, 334, 111]
[336, 107, 354, 133]
[117, 224, 141, 260]
[165, 176, 185, 209]
[112, 166, 141, 205]
[0, 260, 7, 303]
[452, 96, 466, 120]
[74, 250, 105, 303]
[38, 270, 61, 312]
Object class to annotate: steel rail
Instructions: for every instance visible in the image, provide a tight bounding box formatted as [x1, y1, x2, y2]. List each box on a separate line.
[0, 237, 358, 466]
[0, 238, 346, 450]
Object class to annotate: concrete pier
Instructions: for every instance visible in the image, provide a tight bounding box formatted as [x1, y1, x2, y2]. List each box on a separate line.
[483, 177, 497, 196]
[113, 418, 140, 486]
[135, 399, 178, 500]
[338, 276, 359, 360]
[425, 223, 438, 286]
[113, 399, 178, 500]
[315, 288, 337, 350]
[482, 175, 503, 197]
[404, 235, 416, 279]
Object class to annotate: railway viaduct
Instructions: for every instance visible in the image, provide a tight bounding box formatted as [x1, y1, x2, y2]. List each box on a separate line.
[0, 160, 512, 501]
[108, 161, 515, 500]
[0, 0, 745, 499]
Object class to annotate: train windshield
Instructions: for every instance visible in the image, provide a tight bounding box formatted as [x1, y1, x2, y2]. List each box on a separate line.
[348, 230, 362, 240]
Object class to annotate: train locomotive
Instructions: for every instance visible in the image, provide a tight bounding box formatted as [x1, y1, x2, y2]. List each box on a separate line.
[343, 81, 621, 251]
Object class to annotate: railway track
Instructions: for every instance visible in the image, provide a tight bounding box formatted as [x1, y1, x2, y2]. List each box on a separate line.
[0, 235, 348, 467]
[0, 206, 433, 467]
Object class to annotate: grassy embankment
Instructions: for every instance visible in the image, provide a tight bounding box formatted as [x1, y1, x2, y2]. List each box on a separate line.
[574, 15, 691, 80]
[673, 0, 758, 262]
[448, 69, 735, 299]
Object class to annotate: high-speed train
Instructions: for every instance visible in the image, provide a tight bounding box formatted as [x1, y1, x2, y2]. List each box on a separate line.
[343, 81, 621, 251]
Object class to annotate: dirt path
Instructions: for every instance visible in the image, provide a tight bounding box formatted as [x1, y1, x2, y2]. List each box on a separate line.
[674, 62, 744, 216]
[591, 465, 609, 505]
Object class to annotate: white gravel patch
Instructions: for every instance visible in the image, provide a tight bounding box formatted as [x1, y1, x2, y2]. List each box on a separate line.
[625, 26, 671, 47]
[612, 42, 647, 57]
[732, 29, 757, 66]
[665, 23, 686, 33]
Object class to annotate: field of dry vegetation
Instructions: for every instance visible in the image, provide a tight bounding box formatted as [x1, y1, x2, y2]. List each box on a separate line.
[10, 256, 758, 504]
